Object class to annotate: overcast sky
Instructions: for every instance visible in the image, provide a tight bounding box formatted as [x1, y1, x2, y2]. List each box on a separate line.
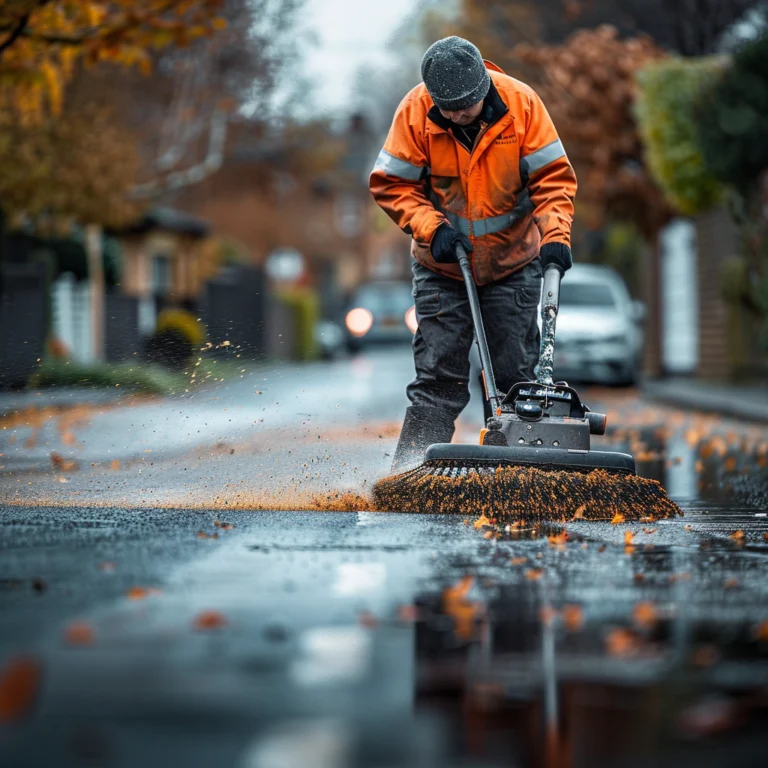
[302, 0, 424, 113]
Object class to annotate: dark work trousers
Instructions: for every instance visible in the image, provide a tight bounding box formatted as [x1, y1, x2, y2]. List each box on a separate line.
[407, 257, 542, 419]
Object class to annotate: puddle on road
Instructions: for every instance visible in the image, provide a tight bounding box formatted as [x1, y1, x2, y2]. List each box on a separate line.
[404, 539, 768, 766]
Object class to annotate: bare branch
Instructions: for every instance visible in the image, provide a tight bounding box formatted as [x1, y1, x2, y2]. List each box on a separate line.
[131, 108, 228, 199]
[0, 12, 32, 57]
[0, 0, 55, 57]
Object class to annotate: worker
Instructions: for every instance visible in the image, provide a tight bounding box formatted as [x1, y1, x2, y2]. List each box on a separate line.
[370, 36, 577, 472]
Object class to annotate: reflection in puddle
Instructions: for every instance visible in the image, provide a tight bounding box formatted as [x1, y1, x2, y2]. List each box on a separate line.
[332, 562, 387, 596]
[409, 563, 768, 767]
[596, 404, 768, 509]
[292, 627, 371, 687]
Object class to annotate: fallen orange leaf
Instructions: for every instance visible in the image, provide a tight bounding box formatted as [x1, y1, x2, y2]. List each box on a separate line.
[197, 531, 219, 540]
[611, 513, 625, 525]
[110, 459, 121, 470]
[358, 611, 378, 629]
[547, 530, 568, 550]
[125, 586, 161, 601]
[61, 430, 76, 446]
[510, 556, 528, 566]
[64, 621, 94, 646]
[572, 505, 586, 520]
[524, 568, 544, 581]
[642, 527, 657, 535]
[442, 576, 480, 641]
[692, 644, 720, 668]
[632, 601, 658, 630]
[729, 530, 745, 545]
[193, 610, 227, 631]
[605, 628, 639, 658]
[50, 452, 78, 472]
[473, 514, 491, 530]
[562, 604, 584, 632]
[539, 606, 557, 626]
[0, 655, 42, 723]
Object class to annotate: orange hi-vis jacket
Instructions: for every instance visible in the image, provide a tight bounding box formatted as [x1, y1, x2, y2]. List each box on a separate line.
[369, 62, 577, 285]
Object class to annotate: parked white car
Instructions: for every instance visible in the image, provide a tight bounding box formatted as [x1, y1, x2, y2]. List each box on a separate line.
[553, 264, 645, 386]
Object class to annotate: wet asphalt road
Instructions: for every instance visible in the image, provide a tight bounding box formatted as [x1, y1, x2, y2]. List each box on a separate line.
[1, 346, 768, 767]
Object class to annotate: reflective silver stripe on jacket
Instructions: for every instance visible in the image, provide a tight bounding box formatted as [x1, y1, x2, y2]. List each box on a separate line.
[440, 189, 533, 237]
[520, 139, 566, 176]
[372, 149, 428, 181]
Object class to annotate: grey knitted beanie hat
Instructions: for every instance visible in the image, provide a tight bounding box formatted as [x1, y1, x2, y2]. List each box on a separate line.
[421, 36, 491, 111]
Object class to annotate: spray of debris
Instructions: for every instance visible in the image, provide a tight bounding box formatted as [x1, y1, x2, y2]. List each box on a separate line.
[372, 464, 682, 521]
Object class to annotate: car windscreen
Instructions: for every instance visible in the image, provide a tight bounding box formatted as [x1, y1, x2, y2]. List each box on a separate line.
[559, 282, 617, 308]
[353, 284, 414, 314]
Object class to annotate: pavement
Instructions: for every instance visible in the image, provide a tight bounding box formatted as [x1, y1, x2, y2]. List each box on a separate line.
[0, 386, 132, 418]
[1, 346, 767, 767]
[643, 377, 768, 423]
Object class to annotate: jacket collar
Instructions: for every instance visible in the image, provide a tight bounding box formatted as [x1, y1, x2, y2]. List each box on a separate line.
[426, 77, 509, 134]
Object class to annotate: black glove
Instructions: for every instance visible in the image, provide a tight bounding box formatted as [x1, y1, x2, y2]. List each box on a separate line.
[539, 242, 573, 274]
[430, 223, 473, 264]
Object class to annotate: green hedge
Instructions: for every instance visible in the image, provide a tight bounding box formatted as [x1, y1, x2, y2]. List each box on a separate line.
[696, 34, 768, 193]
[635, 56, 727, 216]
[276, 287, 319, 361]
[30, 361, 184, 394]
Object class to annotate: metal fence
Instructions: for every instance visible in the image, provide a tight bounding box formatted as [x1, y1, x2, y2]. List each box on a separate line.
[201, 265, 269, 359]
[0, 262, 48, 388]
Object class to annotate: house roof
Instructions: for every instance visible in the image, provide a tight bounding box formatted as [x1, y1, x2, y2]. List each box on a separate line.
[116, 207, 210, 238]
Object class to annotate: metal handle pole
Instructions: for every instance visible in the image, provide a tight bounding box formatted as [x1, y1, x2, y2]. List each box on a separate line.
[456, 246, 502, 414]
[536, 265, 562, 386]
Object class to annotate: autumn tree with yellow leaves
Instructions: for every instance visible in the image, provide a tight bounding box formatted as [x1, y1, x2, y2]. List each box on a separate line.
[0, 0, 227, 122]
[0, 0, 304, 223]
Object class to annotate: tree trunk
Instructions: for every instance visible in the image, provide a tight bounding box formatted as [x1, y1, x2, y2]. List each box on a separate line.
[85, 223, 105, 362]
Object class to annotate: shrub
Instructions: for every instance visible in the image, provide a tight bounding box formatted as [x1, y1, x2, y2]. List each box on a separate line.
[146, 328, 192, 370]
[635, 56, 727, 216]
[696, 35, 768, 194]
[147, 309, 205, 369]
[30, 360, 183, 394]
[276, 288, 319, 361]
[155, 308, 205, 347]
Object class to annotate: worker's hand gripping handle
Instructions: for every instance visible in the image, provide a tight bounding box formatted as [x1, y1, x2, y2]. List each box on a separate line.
[455, 245, 501, 415]
[536, 265, 563, 386]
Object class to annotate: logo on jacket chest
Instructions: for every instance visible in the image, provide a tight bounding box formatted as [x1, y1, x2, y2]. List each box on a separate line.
[495, 133, 518, 145]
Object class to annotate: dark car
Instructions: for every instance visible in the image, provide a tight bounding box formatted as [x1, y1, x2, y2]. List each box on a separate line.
[345, 281, 417, 352]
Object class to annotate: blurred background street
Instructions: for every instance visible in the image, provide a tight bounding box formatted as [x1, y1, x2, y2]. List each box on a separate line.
[1, 0, 768, 766]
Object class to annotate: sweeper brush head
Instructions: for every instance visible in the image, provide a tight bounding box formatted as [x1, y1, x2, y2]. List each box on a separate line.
[372, 464, 682, 521]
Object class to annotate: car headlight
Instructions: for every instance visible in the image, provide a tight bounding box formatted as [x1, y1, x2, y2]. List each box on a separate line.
[345, 308, 373, 337]
[404, 305, 418, 334]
